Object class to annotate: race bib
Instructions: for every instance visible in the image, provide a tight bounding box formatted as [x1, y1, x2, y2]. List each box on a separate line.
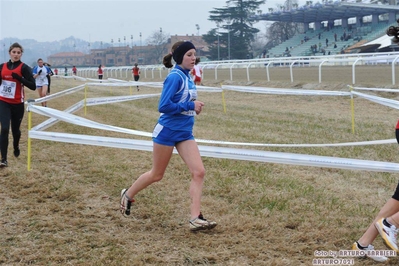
[0, 80, 17, 99]
[181, 110, 196, 116]
[189, 90, 197, 101]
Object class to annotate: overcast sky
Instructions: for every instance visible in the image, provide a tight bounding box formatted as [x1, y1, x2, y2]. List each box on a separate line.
[0, 0, 306, 44]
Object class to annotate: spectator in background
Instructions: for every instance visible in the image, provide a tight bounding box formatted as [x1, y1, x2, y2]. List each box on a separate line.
[132, 63, 140, 91]
[64, 67, 68, 76]
[54, 68, 58, 75]
[190, 57, 203, 85]
[97, 65, 103, 82]
[72, 66, 77, 76]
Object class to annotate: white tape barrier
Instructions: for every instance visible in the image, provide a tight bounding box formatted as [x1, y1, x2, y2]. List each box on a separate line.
[351, 91, 399, 110]
[194, 138, 397, 147]
[52, 75, 75, 80]
[29, 105, 152, 138]
[108, 78, 129, 83]
[85, 94, 160, 106]
[222, 85, 352, 96]
[137, 81, 163, 88]
[86, 81, 163, 88]
[26, 82, 399, 172]
[28, 81, 164, 106]
[53, 75, 102, 82]
[54, 75, 86, 81]
[28, 131, 399, 173]
[89, 81, 221, 92]
[53, 75, 220, 92]
[28, 105, 396, 148]
[85, 78, 110, 83]
[26, 82, 399, 148]
[86, 82, 142, 87]
[30, 94, 160, 131]
[353, 87, 399, 93]
[28, 84, 86, 105]
[30, 131, 154, 152]
[196, 85, 223, 92]
[53, 74, 163, 87]
[31, 102, 84, 132]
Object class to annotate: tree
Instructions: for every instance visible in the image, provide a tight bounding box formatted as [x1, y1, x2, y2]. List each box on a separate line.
[145, 28, 169, 65]
[203, 0, 265, 60]
[251, 21, 271, 58]
[266, 0, 302, 50]
[267, 21, 299, 44]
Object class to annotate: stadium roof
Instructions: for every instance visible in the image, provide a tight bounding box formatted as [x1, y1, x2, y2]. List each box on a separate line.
[254, 2, 399, 24]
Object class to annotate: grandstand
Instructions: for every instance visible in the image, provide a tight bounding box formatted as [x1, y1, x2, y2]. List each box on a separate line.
[254, 1, 399, 57]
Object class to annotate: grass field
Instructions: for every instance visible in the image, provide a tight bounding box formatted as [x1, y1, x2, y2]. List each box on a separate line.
[1, 67, 399, 265]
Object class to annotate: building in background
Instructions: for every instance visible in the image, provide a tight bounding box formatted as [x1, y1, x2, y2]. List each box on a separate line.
[168, 35, 208, 57]
[47, 52, 86, 67]
[48, 35, 208, 68]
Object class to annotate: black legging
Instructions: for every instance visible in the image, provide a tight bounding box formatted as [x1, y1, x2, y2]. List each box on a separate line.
[47, 76, 51, 94]
[0, 101, 24, 160]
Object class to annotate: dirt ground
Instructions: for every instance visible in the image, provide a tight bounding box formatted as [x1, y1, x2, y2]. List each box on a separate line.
[1, 64, 399, 265]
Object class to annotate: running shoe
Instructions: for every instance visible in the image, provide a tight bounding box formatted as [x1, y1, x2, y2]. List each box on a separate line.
[0, 159, 7, 168]
[189, 213, 217, 231]
[375, 218, 399, 252]
[351, 241, 388, 262]
[120, 188, 134, 216]
[14, 146, 20, 158]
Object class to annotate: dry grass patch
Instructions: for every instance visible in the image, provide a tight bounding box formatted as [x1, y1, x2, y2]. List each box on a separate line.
[1, 75, 399, 265]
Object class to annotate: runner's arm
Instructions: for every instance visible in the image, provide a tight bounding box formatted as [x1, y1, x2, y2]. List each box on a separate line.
[21, 64, 36, 90]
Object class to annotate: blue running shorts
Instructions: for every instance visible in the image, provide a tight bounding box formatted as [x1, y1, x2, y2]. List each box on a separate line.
[152, 123, 194, 146]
